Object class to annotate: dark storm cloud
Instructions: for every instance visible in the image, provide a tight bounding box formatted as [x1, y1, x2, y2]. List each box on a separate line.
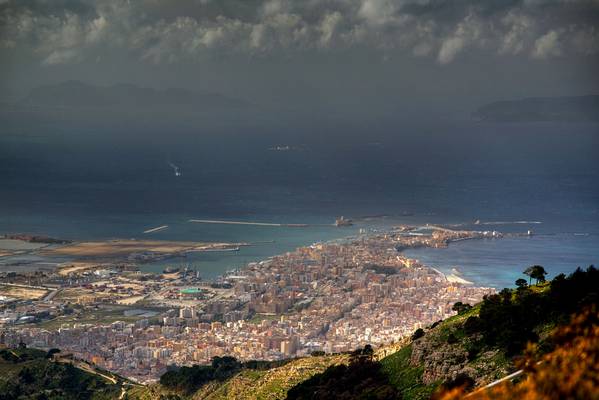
[1, 0, 598, 65]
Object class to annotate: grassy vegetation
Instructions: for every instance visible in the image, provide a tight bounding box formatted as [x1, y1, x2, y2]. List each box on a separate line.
[0, 347, 123, 400]
[127, 355, 349, 400]
[286, 353, 397, 400]
[380, 345, 438, 400]
[247, 313, 280, 324]
[36, 306, 160, 330]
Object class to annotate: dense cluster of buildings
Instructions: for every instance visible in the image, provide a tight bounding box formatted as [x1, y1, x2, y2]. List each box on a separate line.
[1, 227, 495, 383]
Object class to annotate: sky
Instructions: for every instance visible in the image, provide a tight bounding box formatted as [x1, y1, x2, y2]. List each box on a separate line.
[1, 0, 599, 119]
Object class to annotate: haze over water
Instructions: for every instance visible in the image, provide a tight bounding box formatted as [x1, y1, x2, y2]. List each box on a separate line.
[1, 119, 598, 287]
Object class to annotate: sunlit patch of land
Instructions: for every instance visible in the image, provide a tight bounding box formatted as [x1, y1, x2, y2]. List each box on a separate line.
[57, 261, 109, 276]
[35, 305, 161, 330]
[0, 285, 48, 300]
[116, 294, 148, 305]
[0, 239, 50, 251]
[0, 238, 52, 258]
[42, 239, 241, 258]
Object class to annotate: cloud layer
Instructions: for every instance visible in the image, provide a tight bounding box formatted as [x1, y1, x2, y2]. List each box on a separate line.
[1, 0, 598, 65]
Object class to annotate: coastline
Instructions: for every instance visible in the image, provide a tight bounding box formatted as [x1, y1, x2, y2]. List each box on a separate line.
[429, 266, 474, 285]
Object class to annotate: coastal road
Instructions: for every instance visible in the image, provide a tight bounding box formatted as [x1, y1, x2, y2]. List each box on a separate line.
[0, 282, 51, 291]
[465, 369, 524, 397]
[465, 361, 543, 397]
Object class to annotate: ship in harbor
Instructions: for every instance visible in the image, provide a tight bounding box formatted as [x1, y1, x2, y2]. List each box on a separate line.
[335, 216, 353, 227]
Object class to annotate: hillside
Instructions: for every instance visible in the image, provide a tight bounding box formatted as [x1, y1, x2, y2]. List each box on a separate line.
[286, 265, 599, 399]
[0, 347, 125, 400]
[126, 355, 350, 400]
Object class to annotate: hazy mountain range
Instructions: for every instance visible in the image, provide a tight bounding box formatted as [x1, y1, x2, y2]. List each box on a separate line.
[21, 80, 247, 109]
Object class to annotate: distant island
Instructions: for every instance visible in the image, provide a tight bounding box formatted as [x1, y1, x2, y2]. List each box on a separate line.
[21, 80, 247, 109]
[473, 95, 599, 122]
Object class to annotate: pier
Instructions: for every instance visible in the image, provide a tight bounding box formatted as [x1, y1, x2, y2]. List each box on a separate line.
[143, 225, 169, 234]
[189, 219, 312, 227]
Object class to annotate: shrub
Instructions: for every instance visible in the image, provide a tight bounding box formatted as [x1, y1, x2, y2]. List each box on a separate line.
[412, 328, 425, 341]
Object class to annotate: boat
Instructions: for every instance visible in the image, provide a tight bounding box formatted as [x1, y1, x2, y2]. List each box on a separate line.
[335, 216, 353, 227]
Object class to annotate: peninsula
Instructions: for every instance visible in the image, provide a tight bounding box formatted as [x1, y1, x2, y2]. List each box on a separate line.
[1, 224, 499, 383]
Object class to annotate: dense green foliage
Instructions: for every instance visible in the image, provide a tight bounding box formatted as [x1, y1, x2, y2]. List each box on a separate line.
[287, 348, 397, 400]
[159, 355, 296, 395]
[474, 265, 598, 354]
[367, 264, 399, 276]
[160, 356, 241, 394]
[380, 345, 438, 400]
[523, 265, 547, 285]
[451, 302, 472, 315]
[0, 348, 120, 400]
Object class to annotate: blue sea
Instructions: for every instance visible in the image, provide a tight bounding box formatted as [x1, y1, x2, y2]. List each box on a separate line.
[1, 118, 598, 287]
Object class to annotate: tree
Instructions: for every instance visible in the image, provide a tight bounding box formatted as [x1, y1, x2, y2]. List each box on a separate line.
[45, 348, 60, 359]
[531, 266, 547, 284]
[452, 302, 472, 315]
[350, 345, 374, 363]
[515, 278, 528, 289]
[524, 265, 547, 285]
[411, 328, 425, 341]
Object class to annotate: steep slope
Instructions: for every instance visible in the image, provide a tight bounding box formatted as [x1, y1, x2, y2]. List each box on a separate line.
[0, 347, 124, 400]
[285, 265, 598, 399]
[377, 305, 514, 400]
[439, 307, 599, 399]
[127, 355, 349, 400]
[198, 354, 349, 400]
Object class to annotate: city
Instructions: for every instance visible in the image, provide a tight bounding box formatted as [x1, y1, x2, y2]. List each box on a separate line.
[1, 226, 497, 383]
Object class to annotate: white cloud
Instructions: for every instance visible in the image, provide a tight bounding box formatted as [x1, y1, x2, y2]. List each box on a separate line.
[499, 12, 534, 55]
[438, 36, 465, 64]
[42, 48, 81, 65]
[0, 0, 597, 65]
[358, 0, 397, 26]
[532, 30, 562, 58]
[319, 11, 342, 47]
[437, 14, 482, 64]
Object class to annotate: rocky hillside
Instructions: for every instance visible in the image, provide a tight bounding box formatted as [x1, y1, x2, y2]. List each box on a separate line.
[286, 265, 598, 399]
[126, 354, 350, 400]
